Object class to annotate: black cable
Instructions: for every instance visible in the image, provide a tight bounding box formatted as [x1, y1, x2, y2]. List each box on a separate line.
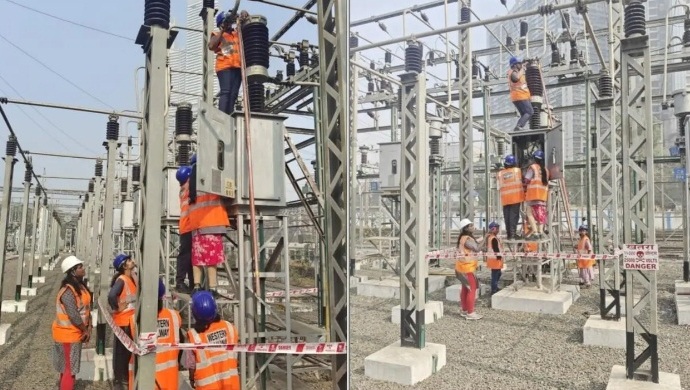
[0, 75, 98, 154]
[1, 0, 132, 42]
[0, 32, 115, 110]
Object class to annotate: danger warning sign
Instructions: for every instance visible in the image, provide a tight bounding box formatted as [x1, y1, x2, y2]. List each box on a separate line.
[623, 244, 659, 271]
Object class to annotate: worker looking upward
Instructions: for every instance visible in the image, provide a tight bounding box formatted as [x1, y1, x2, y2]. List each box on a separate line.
[507, 56, 533, 132]
[208, 9, 249, 115]
[175, 165, 193, 294]
[497, 154, 524, 239]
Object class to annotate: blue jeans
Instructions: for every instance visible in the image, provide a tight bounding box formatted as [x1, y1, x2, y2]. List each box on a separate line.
[490, 269, 502, 294]
[217, 68, 242, 115]
[513, 99, 534, 129]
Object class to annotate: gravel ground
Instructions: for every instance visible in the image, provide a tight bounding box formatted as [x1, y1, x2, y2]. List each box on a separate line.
[350, 260, 690, 390]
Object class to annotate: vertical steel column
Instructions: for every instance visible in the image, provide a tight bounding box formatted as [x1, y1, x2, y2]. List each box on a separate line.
[399, 71, 428, 348]
[482, 86, 491, 225]
[200, 0, 215, 105]
[349, 51, 359, 276]
[37, 199, 49, 276]
[133, 19, 171, 389]
[684, 118, 690, 282]
[97, 115, 119, 356]
[0, 135, 17, 323]
[14, 160, 32, 301]
[91, 174, 103, 282]
[27, 189, 41, 288]
[620, 25, 658, 382]
[457, 1, 474, 219]
[430, 162, 442, 250]
[584, 81, 593, 250]
[317, 0, 349, 387]
[312, 85, 329, 328]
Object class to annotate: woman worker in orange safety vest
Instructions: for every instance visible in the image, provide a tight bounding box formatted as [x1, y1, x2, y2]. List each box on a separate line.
[455, 218, 482, 320]
[128, 279, 183, 390]
[107, 253, 138, 390]
[485, 222, 504, 295]
[52, 255, 92, 390]
[188, 154, 231, 297]
[507, 56, 533, 132]
[497, 154, 524, 239]
[576, 225, 595, 288]
[184, 291, 240, 389]
[208, 9, 249, 115]
[523, 150, 549, 238]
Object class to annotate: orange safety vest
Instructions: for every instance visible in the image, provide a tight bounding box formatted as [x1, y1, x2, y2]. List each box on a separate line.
[525, 163, 548, 202]
[128, 308, 182, 390]
[485, 234, 503, 270]
[498, 167, 525, 206]
[179, 181, 192, 234]
[187, 321, 240, 390]
[113, 275, 137, 327]
[577, 236, 595, 269]
[508, 69, 530, 101]
[214, 31, 241, 72]
[188, 192, 230, 231]
[455, 235, 478, 274]
[52, 284, 92, 343]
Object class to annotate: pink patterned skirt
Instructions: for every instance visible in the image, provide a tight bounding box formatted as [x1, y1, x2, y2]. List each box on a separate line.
[191, 232, 225, 267]
[531, 204, 547, 224]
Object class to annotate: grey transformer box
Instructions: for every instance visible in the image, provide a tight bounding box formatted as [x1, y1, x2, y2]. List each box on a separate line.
[196, 101, 287, 213]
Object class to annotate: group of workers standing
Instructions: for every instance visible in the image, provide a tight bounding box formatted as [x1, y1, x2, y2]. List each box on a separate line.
[52, 254, 240, 390]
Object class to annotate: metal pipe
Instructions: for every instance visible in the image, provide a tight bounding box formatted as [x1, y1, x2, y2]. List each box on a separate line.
[14, 166, 31, 301]
[0, 97, 142, 119]
[351, 0, 459, 27]
[250, 0, 317, 14]
[662, 5, 690, 104]
[27, 151, 101, 160]
[26, 193, 41, 288]
[38, 176, 92, 181]
[581, 11, 607, 71]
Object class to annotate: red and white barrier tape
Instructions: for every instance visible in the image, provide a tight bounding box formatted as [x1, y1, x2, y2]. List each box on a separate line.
[265, 287, 318, 298]
[156, 341, 346, 354]
[425, 249, 623, 261]
[97, 298, 345, 355]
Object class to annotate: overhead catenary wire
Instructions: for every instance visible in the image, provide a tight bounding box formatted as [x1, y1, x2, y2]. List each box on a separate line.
[0, 32, 116, 110]
[1, 0, 132, 42]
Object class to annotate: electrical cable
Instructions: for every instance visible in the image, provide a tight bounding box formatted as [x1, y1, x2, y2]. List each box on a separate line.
[0, 74, 99, 154]
[1, 0, 132, 42]
[0, 32, 116, 110]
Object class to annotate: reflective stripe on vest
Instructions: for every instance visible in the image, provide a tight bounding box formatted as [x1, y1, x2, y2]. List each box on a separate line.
[485, 234, 504, 270]
[187, 191, 229, 231]
[215, 31, 241, 71]
[52, 285, 91, 343]
[508, 69, 530, 101]
[188, 321, 239, 390]
[113, 275, 137, 326]
[498, 167, 525, 206]
[577, 236, 595, 268]
[455, 236, 478, 273]
[525, 164, 548, 202]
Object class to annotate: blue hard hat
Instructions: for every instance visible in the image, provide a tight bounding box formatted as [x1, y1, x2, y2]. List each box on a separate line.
[504, 154, 516, 166]
[579, 225, 588, 231]
[216, 11, 226, 28]
[176, 166, 191, 184]
[190, 154, 197, 165]
[533, 150, 545, 160]
[113, 253, 131, 270]
[191, 291, 217, 322]
[509, 56, 522, 67]
[489, 221, 500, 230]
[159, 279, 166, 299]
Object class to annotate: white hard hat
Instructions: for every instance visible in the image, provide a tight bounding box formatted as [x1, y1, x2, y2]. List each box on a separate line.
[61, 255, 84, 273]
[458, 218, 473, 231]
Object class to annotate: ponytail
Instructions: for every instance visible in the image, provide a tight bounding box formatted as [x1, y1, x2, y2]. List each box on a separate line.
[539, 160, 548, 186]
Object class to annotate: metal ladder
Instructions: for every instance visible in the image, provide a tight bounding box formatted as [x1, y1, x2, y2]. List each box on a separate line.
[284, 133, 324, 239]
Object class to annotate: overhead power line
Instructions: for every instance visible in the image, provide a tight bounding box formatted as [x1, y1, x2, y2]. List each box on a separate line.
[1, 0, 132, 42]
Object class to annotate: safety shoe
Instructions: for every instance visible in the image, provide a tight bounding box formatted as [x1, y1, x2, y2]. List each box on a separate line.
[465, 312, 483, 320]
[175, 283, 191, 294]
[191, 285, 202, 295]
[459, 310, 468, 318]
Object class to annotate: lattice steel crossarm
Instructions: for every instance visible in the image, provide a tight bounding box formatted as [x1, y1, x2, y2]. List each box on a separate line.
[316, 0, 349, 388]
[620, 31, 659, 383]
[399, 72, 429, 348]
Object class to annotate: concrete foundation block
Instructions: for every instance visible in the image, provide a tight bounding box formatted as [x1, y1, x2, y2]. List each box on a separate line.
[1, 301, 17, 313]
[583, 315, 626, 349]
[444, 284, 479, 302]
[0, 323, 11, 345]
[15, 301, 27, 313]
[559, 284, 581, 303]
[31, 276, 45, 284]
[350, 275, 367, 289]
[77, 349, 114, 381]
[358, 278, 399, 299]
[675, 293, 690, 325]
[354, 262, 362, 270]
[428, 276, 447, 293]
[675, 280, 690, 295]
[491, 285, 572, 315]
[392, 301, 444, 324]
[606, 365, 681, 390]
[365, 341, 446, 386]
[218, 279, 230, 286]
[21, 287, 37, 297]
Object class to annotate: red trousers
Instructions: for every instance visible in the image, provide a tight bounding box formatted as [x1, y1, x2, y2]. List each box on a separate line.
[458, 272, 478, 313]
